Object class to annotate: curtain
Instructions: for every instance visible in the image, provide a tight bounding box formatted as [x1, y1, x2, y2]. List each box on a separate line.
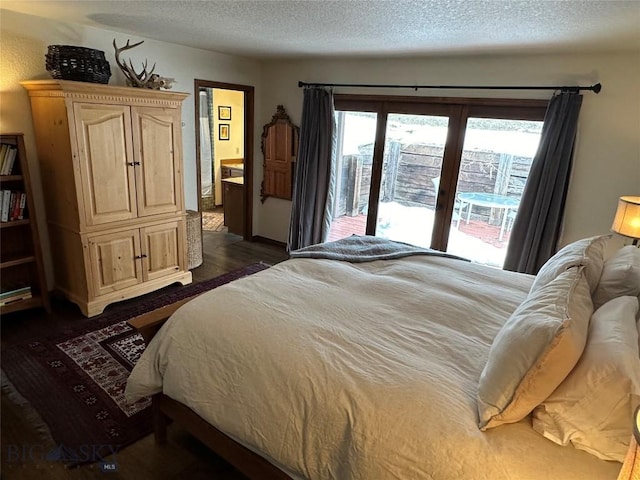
[288, 87, 335, 251]
[503, 91, 583, 274]
[199, 91, 214, 198]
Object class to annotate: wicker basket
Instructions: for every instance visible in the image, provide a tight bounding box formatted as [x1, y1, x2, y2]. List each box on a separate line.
[201, 195, 216, 211]
[186, 210, 203, 270]
[45, 45, 111, 84]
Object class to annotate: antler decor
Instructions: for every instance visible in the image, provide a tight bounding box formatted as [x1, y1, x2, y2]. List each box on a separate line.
[112, 39, 174, 90]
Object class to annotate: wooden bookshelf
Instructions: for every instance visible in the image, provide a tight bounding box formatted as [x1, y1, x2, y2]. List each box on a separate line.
[0, 133, 50, 314]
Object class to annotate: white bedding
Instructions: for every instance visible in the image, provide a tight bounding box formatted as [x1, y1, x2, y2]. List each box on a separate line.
[126, 255, 621, 480]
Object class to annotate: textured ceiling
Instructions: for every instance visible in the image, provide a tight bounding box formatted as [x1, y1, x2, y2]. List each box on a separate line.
[2, 0, 640, 59]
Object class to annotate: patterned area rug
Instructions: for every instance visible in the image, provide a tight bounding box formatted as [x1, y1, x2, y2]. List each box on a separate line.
[1, 263, 269, 464]
[202, 211, 226, 232]
[56, 320, 151, 419]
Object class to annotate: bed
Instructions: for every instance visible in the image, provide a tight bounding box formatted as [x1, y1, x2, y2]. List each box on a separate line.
[125, 236, 633, 479]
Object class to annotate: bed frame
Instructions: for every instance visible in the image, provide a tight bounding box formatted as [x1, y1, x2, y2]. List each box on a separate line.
[128, 299, 291, 480]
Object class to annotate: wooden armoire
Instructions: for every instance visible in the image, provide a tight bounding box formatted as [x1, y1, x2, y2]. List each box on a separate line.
[22, 80, 192, 317]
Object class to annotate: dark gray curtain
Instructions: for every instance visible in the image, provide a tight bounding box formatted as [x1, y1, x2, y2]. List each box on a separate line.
[503, 92, 583, 274]
[288, 87, 335, 252]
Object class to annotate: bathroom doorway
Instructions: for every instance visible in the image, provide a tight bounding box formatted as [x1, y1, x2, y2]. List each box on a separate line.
[194, 80, 254, 240]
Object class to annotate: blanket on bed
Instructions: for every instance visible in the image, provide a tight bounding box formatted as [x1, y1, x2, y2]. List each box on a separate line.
[289, 235, 468, 263]
[126, 255, 619, 480]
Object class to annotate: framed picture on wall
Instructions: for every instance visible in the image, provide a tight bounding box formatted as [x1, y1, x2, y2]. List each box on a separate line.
[218, 105, 232, 120]
[219, 123, 230, 141]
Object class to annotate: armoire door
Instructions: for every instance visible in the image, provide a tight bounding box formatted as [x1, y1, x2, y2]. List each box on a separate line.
[131, 107, 182, 217]
[73, 103, 137, 226]
[87, 229, 143, 297]
[140, 220, 184, 282]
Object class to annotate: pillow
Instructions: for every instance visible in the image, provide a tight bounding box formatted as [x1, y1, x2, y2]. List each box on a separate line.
[531, 235, 610, 294]
[477, 266, 592, 430]
[592, 245, 640, 310]
[532, 296, 640, 462]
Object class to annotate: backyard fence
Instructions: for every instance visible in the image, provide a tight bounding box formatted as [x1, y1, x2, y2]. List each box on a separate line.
[334, 141, 533, 225]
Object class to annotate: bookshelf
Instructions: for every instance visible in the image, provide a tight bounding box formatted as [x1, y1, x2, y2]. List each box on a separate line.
[0, 133, 50, 314]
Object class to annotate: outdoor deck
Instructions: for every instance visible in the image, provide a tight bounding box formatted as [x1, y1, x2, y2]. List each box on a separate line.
[328, 214, 509, 247]
[327, 207, 511, 267]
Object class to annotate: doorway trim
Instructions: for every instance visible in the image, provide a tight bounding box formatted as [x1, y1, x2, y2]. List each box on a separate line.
[194, 79, 254, 240]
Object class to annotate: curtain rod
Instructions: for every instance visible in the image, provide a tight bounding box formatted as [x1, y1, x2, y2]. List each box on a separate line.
[297, 81, 602, 94]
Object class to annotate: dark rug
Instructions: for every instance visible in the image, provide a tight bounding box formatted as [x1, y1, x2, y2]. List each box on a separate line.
[1, 262, 269, 464]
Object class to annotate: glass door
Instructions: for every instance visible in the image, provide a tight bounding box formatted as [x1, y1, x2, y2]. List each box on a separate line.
[327, 111, 377, 241]
[374, 113, 449, 248]
[331, 95, 546, 268]
[446, 117, 543, 267]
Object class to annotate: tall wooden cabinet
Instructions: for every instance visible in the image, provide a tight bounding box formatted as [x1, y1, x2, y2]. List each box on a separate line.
[22, 80, 192, 317]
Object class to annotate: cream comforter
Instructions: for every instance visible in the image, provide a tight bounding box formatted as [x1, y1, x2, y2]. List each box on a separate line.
[126, 255, 621, 480]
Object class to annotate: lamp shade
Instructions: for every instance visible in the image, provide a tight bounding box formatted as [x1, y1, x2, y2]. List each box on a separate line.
[618, 406, 640, 480]
[611, 196, 640, 240]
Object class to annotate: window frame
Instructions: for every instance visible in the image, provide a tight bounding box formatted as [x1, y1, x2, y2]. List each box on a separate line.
[333, 94, 547, 251]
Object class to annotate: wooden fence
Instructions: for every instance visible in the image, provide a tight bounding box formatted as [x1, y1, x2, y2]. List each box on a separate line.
[334, 141, 533, 224]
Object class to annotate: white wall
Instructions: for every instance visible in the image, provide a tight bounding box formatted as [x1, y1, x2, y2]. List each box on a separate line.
[212, 88, 244, 205]
[0, 9, 262, 286]
[258, 53, 640, 254]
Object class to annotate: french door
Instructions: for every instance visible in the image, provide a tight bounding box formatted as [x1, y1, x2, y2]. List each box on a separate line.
[329, 95, 546, 267]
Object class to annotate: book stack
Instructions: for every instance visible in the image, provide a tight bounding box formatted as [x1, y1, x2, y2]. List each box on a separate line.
[0, 286, 32, 307]
[0, 189, 27, 222]
[0, 143, 18, 175]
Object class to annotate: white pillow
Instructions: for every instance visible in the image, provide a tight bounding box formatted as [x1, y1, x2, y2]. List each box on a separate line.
[532, 296, 640, 462]
[592, 245, 640, 310]
[478, 266, 592, 430]
[531, 235, 610, 294]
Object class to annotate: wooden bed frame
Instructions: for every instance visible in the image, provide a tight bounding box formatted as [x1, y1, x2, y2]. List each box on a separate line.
[128, 298, 291, 480]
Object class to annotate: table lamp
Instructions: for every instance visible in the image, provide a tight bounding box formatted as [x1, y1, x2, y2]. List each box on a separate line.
[618, 406, 640, 480]
[611, 196, 640, 246]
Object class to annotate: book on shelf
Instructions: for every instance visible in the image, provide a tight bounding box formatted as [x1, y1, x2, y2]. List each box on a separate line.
[0, 145, 7, 171]
[9, 191, 24, 221]
[17, 192, 27, 220]
[11, 192, 19, 220]
[0, 189, 10, 222]
[5, 147, 17, 174]
[0, 286, 31, 300]
[11, 193, 16, 220]
[8, 192, 16, 220]
[0, 190, 27, 222]
[0, 286, 32, 306]
[0, 292, 33, 306]
[0, 144, 17, 175]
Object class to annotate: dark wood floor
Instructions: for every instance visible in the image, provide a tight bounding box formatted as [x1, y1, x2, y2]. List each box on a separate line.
[1, 232, 288, 479]
[191, 231, 288, 283]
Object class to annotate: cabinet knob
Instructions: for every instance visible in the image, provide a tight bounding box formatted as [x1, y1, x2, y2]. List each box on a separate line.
[134, 254, 148, 259]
